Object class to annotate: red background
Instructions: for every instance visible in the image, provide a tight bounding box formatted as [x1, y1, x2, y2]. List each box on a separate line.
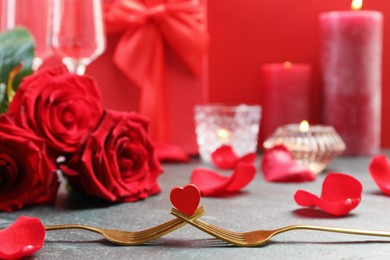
[206, 0, 390, 147]
[1, 0, 388, 148]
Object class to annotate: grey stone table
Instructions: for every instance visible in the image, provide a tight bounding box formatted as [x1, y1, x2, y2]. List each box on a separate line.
[2, 152, 390, 259]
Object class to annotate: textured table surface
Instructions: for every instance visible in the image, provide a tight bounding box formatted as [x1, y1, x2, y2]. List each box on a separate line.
[2, 152, 390, 259]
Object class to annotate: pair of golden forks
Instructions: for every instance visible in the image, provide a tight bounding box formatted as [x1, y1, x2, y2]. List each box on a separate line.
[45, 206, 390, 246]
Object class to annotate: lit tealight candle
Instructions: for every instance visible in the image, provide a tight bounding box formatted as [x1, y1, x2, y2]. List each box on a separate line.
[351, 0, 363, 10]
[194, 104, 261, 163]
[263, 122, 345, 174]
[283, 61, 292, 69]
[217, 128, 231, 143]
[299, 120, 310, 132]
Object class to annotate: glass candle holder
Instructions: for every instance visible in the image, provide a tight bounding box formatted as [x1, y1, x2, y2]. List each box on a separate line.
[194, 104, 261, 163]
[263, 121, 346, 174]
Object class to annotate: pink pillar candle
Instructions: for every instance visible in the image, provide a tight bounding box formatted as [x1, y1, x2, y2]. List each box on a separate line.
[320, 10, 383, 155]
[261, 62, 312, 142]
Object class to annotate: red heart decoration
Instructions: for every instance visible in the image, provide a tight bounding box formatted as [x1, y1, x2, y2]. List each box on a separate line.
[170, 184, 201, 216]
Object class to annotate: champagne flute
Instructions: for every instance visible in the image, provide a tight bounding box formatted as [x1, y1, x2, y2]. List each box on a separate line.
[1, 0, 52, 70]
[51, 0, 105, 75]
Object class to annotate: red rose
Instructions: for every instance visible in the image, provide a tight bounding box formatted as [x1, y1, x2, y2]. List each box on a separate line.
[0, 115, 59, 212]
[9, 67, 103, 155]
[61, 110, 163, 202]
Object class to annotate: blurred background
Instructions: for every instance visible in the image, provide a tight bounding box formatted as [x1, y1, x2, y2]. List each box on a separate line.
[205, 0, 390, 147]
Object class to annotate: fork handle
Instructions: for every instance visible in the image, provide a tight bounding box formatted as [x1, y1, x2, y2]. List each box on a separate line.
[278, 225, 390, 238]
[45, 224, 102, 234]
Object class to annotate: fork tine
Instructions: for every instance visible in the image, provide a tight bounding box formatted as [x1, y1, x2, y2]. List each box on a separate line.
[131, 207, 206, 242]
[129, 219, 181, 239]
[194, 219, 241, 240]
[130, 207, 205, 238]
[171, 207, 246, 245]
[201, 220, 245, 239]
[206, 223, 246, 241]
[186, 215, 240, 239]
[129, 218, 181, 238]
[196, 219, 246, 242]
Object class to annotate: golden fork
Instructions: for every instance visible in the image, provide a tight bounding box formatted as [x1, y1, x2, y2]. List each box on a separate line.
[45, 206, 204, 246]
[172, 207, 390, 247]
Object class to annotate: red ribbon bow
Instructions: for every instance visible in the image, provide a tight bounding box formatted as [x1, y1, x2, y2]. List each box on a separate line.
[104, 0, 208, 141]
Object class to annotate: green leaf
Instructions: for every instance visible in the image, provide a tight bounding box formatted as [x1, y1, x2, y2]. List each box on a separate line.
[0, 27, 34, 112]
[0, 83, 5, 105]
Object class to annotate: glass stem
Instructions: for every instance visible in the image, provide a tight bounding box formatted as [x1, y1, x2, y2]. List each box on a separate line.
[75, 65, 86, 75]
[5, 0, 16, 29]
[62, 58, 87, 75]
[32, 57, 43, 71]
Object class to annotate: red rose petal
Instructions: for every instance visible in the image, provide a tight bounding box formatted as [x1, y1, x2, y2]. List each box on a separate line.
[226, 163, 257, 192]
[294, 172, 362, 216]
[191, 168, 228, 195]
[368, 155, 390, 195]
[211, 145, 239, 169]
[261, 145, 316, 182]
[0, 216, 45, 259]
[211, 145, 256, 169]
[238, 152, 257, 165]
[191, 163, 257, 196]
[294, 190, 320, 206]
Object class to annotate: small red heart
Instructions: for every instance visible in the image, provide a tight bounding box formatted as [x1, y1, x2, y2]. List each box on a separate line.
[170, 184, 201, 216]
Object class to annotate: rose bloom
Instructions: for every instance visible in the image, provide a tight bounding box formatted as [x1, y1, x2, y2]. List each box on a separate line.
[0, 115, 59, 212]
[61, 110, 163, 202]
[8, 67, 103, 155]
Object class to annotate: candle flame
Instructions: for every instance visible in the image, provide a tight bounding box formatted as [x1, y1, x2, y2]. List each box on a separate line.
[217, 128, 230, 143]
[351, 0, 362, 11]
[283, 61, 292, 69]
[299, 120, 310, 132]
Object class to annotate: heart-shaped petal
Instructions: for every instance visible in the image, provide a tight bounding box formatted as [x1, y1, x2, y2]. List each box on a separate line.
[191, 162, 257, 196]
[170, 184, 201, 216]
[211, 145, 256, 169]
[261, 145, 316, 182]
[369, 155, 390, 195]
[294, 172, 362, 216]
[0, 216, 45, 259]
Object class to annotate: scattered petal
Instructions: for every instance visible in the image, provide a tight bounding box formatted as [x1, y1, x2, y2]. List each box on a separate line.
[211, 145, 238, 169]
[294, 172, 362, 216]
[239, 153, 257, 165]
[211, 145, 256, 169]
[191, 162, 256, 196]
[369, 155, 390, 195]
[0, 216, 45, 259]
[261, 145, 316, 182]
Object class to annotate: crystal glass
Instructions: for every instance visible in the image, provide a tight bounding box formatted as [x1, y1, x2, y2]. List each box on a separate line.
[263, 123, 346, 174]
[51, 0, 105, 75]
[1, 0, 52, 70]
[194, 104, 261, 163]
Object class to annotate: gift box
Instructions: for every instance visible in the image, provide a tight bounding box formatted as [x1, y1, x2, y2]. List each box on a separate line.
[86, 0, 209, 157]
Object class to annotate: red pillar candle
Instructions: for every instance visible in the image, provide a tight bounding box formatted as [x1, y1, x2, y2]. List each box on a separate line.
[261, 62, 312, 143]
[320, 2, 383, 155]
